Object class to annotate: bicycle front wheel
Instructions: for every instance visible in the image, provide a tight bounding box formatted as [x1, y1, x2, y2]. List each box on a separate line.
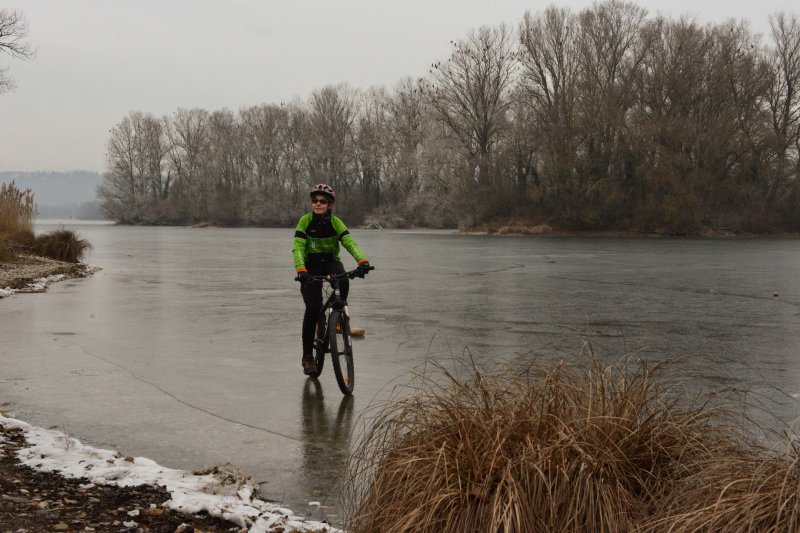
[328, 311, 355, 395]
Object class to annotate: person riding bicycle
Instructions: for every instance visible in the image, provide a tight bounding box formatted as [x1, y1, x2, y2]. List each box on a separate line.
[293, 183, 371, 375]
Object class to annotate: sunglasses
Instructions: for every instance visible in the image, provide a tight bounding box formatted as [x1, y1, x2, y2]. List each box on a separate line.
[311, 198, 330, 205]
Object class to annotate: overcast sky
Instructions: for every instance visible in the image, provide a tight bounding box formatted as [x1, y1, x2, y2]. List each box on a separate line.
[0, 0, 797, 173]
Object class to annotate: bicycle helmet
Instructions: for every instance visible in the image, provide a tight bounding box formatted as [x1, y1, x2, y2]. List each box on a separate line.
[310, 183, 336, 203]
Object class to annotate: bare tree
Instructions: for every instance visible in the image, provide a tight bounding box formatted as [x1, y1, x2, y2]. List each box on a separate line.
[504, 88, 539, 199]
[701, 20, 770, 214]
[0, 8, 35, 93]
[164, 108, 211, 221]
[386, 77, 427, 199]
[206, 109, 245, 224]
[428, 24, 516, 189]
[767, 12, 800, 196]
[308, 84, 359, 199]
[240, 103, 292, 223]
[136, 114, 169, 204]
[99, 112, 165, 223]
[355, 86, 390, 208]
[576, 1, 648, 194]
[632, 17, 715, 230]
[99, 117, 140, 223]
[519, 7, 581, 200]
[283, 101, 312, 213]
[97, 3, 800, 233]
[240, 104, 287, 192]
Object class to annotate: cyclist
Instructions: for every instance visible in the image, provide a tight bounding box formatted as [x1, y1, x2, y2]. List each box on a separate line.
[293, 183, 371, 375]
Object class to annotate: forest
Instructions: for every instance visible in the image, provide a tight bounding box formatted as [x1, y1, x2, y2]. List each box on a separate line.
[98, 1, 800, 234]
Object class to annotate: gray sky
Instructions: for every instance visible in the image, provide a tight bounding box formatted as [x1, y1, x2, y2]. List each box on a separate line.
[1, 0, 797, 173]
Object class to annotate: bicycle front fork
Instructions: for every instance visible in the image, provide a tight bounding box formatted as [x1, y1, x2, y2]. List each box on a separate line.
[317, 307, 349, 337]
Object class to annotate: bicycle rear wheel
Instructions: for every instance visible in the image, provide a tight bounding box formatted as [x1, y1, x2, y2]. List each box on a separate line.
[310, 319, 326, 378]
[328, 311, 354, 395]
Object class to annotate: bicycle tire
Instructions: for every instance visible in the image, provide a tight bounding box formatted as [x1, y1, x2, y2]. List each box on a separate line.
[328, 311, 355, 395]
[310, 320, 326, 378]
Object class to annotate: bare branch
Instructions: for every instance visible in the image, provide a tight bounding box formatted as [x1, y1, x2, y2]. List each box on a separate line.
[0, 8, 35, 94]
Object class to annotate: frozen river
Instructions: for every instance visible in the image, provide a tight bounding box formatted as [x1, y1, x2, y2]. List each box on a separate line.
[2, 221, 800, 524]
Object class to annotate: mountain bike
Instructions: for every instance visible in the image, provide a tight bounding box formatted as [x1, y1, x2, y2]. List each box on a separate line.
[296, 267, 373, 395]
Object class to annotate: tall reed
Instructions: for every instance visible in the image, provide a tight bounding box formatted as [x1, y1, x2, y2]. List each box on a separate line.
[345, 358, 798, 533]
[0, 181, 36, 238]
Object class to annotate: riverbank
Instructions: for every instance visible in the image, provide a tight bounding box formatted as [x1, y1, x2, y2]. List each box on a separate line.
[0, 253, 95, 298]
[0, 421, 238, 532]
[0, 415, 338, 533]
[462, 220, 800, 238]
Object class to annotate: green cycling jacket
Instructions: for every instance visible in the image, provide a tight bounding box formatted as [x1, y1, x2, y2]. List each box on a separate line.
[292, 213, 367, 272]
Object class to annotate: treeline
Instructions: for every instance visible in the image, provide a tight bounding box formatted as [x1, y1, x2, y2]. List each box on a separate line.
[99, 1, 800, 233]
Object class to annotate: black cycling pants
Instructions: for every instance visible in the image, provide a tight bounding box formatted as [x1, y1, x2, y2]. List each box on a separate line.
[300, 261, 349, 356]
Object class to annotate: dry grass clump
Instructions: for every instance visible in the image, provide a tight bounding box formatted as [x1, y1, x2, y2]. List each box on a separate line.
[648, 449, 800, 532]
[10, 228, 36, 247]
[345, 358, 799, 533]
[496, 223, 553, 235]
[33, 229, 92, 263]
[0, 181, 36, 237]
[0, 238, 16, 262]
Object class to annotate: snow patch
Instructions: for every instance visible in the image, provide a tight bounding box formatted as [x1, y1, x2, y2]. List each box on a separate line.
[0, 265, 99, 298]
[0, 415, 339, 532]
[0, 273, 66, 298]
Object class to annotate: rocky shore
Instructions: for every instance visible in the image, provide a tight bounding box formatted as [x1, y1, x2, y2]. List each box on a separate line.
[0, 253, 94, 298]
[0, 424, 240, 533]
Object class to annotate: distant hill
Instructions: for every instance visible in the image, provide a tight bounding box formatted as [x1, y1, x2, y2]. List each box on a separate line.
[0, 170, 106, 219]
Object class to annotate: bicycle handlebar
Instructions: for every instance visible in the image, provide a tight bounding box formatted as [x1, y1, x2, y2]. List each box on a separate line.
[294, 266, 375, 283]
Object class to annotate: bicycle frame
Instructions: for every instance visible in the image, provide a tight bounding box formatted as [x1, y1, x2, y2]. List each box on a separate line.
[308, 272, 351, 351]
[319, 275, 349, 325]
